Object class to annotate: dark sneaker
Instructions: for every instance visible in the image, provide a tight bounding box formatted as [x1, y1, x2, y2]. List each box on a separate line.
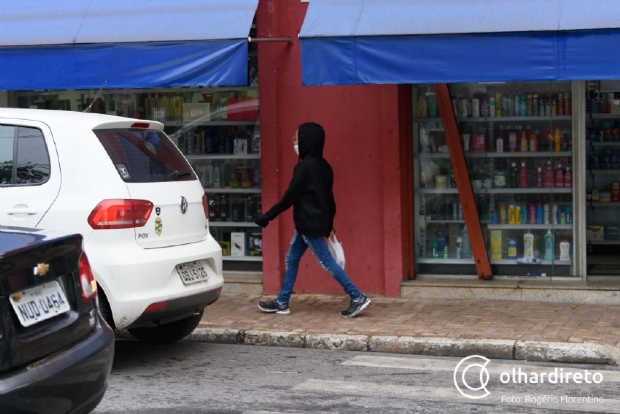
[258, 299, 290, 315]
[340, 294, 371, 318]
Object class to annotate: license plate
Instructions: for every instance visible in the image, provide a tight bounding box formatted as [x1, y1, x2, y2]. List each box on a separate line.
[9, 281, 70, 328]
[176, 261, 209, 285]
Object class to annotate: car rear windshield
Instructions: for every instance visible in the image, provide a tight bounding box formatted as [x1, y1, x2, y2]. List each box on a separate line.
[94, 129, 197, 183]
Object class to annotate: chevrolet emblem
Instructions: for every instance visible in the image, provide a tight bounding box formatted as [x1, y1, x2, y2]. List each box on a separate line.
[34, 263, 50, 276]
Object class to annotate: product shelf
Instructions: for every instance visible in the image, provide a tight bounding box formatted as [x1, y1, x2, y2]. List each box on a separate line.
[204, 188, 261, 194]
[490, 259, 572, 266]
[487, 224, 572, 230]
[589, 170, 620, 175]
[222, 256, 263, 262]
[590, 114, 620, 119]
[187, 154, 261, 161]
[589, 202, 620, 207]
[486, 188, 573, 194]
[209, 222, 259, 227]
[457, 115, 572, 123]
[418, 151, 571, 159]
[588, 141, 620, 147]
[417, 188, 459, 194]
[416, 258, 475, 264]
[587, 240, 620, 245]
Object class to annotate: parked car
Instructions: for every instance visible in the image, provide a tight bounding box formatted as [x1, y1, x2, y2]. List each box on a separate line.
[0, 109, 224, 343]
[0, 227, 114, 414]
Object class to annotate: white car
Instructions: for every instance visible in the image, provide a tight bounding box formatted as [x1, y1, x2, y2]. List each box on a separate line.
[0, 108, 223, 343]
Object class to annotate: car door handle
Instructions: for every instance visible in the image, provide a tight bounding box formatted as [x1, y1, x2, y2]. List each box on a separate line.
[7, 209, 38, 215]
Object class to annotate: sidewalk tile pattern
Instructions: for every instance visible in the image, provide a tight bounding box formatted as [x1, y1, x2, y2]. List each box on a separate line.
[199, 293, 620, 347]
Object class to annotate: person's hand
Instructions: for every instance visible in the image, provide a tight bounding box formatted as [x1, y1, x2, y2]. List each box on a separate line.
[254, 215, 269, 228]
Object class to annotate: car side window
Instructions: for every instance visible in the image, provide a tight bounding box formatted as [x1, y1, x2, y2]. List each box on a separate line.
[0, 126, 16, 185]
[15, 127, 50, 185]
[0, 125, 50, 186]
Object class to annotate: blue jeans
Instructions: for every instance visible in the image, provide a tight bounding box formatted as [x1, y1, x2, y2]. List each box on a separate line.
[277, 231, 362, 304]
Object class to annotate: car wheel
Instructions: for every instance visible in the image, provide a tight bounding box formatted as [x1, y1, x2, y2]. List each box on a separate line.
[127, 310, 203, 344]
[97, 288, 116, 330]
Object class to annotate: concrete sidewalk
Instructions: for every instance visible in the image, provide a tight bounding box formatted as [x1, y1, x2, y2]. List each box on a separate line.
[192, 293, 620, 365]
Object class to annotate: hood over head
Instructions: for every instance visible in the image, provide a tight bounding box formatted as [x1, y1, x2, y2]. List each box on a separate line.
[298, 122, 325, 159]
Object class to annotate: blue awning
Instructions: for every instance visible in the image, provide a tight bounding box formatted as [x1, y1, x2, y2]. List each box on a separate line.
[0, 0, 258, 90]
[299, 0, 620, 85]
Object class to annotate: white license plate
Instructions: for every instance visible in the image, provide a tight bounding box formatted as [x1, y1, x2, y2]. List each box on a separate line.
[9, 281, 71, 328]
[176, 261, 209, 285]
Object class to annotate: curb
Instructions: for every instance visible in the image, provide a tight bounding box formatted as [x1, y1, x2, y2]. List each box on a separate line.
[179, 328, 620, 365]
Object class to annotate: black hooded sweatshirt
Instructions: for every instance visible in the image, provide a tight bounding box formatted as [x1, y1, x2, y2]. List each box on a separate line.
[261, 122, 336, 238]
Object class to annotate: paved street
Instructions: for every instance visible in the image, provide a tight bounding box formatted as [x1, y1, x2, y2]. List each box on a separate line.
[94, 339, 620, 414]
[199, 293, 620, 347]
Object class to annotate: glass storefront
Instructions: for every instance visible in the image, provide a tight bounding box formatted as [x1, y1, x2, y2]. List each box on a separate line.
[9, 85, 262, 271]
[413, 82, 578, 278]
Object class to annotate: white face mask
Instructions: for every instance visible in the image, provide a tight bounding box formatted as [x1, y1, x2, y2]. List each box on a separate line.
[294, 144, 299, 155]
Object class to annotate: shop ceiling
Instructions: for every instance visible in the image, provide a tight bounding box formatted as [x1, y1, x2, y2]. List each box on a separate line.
[299, 0, 620, 85]
[0, 0, 258, 89]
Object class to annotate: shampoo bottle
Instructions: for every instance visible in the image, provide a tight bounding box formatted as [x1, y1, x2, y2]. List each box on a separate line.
[213, 162, 221, 187]
[564, 166, 572, 188]
[555, 163, 565, 188]
[523, 231, 534, 259]
[543, 160, 553, 188]
[519, 162, 528, 188]
[544, 230, 555, 260]
[536, 167, 543, 188]
[559, 240, 570, 261]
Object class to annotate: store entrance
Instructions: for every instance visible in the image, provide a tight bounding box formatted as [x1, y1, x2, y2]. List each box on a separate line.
[586, 82, 620, 277]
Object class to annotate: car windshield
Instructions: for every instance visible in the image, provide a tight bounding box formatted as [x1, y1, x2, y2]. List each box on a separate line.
[94, 129, 196, 183]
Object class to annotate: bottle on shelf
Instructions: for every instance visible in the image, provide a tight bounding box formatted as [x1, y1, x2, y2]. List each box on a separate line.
[520, 131, 528, 152]
[523, 231, 534, 259]
[554, 129, 561, 152]
[536, 202, 543, 224]
[555, 163, 564, 188]
[160, 94, 169, 118]
[416, 91, 429, 118]
[520, 203, 527, 224]
[559, 240, 570, 261]
[509, 131, 517, 152]
[510, 162, 518, 188]
[461, 227, 471, 259]
[544, 203, 550, 224]
[529, 133, 538, 152]
[536, 167, 543, 188]
[544, 230, 555, 260]
[519, 162, 527, 188]
[564, 166, 572, 188]
[213, 162, 221, 187]
[543, 161, 553, 188]
[529, 203, 536, 225]
[456, 237, 463, 259]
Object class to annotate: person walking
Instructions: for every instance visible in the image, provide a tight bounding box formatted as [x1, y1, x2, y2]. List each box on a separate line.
[254, 122, 371, 318]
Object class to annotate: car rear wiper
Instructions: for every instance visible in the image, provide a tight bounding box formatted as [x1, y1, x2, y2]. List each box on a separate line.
[168, 170, 192, 179]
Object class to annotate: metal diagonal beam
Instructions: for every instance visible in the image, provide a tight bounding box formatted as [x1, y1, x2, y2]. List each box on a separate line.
[433, 84, 492, 280]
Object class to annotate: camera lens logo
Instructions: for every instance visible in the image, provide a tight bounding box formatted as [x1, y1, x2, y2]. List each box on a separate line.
[454, 355, 491, 399]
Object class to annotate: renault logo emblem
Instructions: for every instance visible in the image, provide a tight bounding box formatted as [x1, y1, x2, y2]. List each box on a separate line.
[180, 196, 188, 214]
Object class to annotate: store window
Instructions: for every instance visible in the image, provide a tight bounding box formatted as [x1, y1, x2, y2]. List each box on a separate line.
[413, 82, 576, 278]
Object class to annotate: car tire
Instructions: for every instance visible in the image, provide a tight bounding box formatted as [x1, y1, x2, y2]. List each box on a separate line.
[127, 310, 204, 344]
[97, 288, 116, 330]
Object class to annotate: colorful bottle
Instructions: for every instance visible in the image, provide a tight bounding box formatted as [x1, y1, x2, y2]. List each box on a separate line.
[509, 131, 517, 152]
[529, 203, 536, 225]
[520, 131, 528, 152]
[456, 237, 464, 259]
[536, 167, 543, 188]
[543, 160, 553, 188]
[508, 205, 516, 225]
[564, 166, 572, 188]
[507, 238, 518, 259]
[496, 135, 504, 152]
[555, 163, 565, 188]
[536, 203, 543, 224]
[520, 204, 527, 224]
[554, 129, 561, 152]
[529, 133, 538, 152]
[544, 230, 555, 260]
[544, 203, 550, 224]
[519, 162, 528, 188]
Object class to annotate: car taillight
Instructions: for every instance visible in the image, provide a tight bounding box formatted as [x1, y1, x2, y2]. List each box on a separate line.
[202, 194, 209, 220]
[88, 199, 154, 229]
[79, 253, 97, 303]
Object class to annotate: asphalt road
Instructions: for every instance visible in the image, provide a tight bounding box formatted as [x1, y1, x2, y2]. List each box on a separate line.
[94, 339, 620, 414]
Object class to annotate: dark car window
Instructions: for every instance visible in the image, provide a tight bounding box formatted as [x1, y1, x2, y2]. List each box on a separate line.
[0, 126, 15, 185]
[16, 127, 50, 184]
[0, 125, 50, 186]
[94, 129, 197, 183]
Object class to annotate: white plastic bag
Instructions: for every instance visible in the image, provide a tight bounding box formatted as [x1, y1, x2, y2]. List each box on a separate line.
[328, 234, 346, 270]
